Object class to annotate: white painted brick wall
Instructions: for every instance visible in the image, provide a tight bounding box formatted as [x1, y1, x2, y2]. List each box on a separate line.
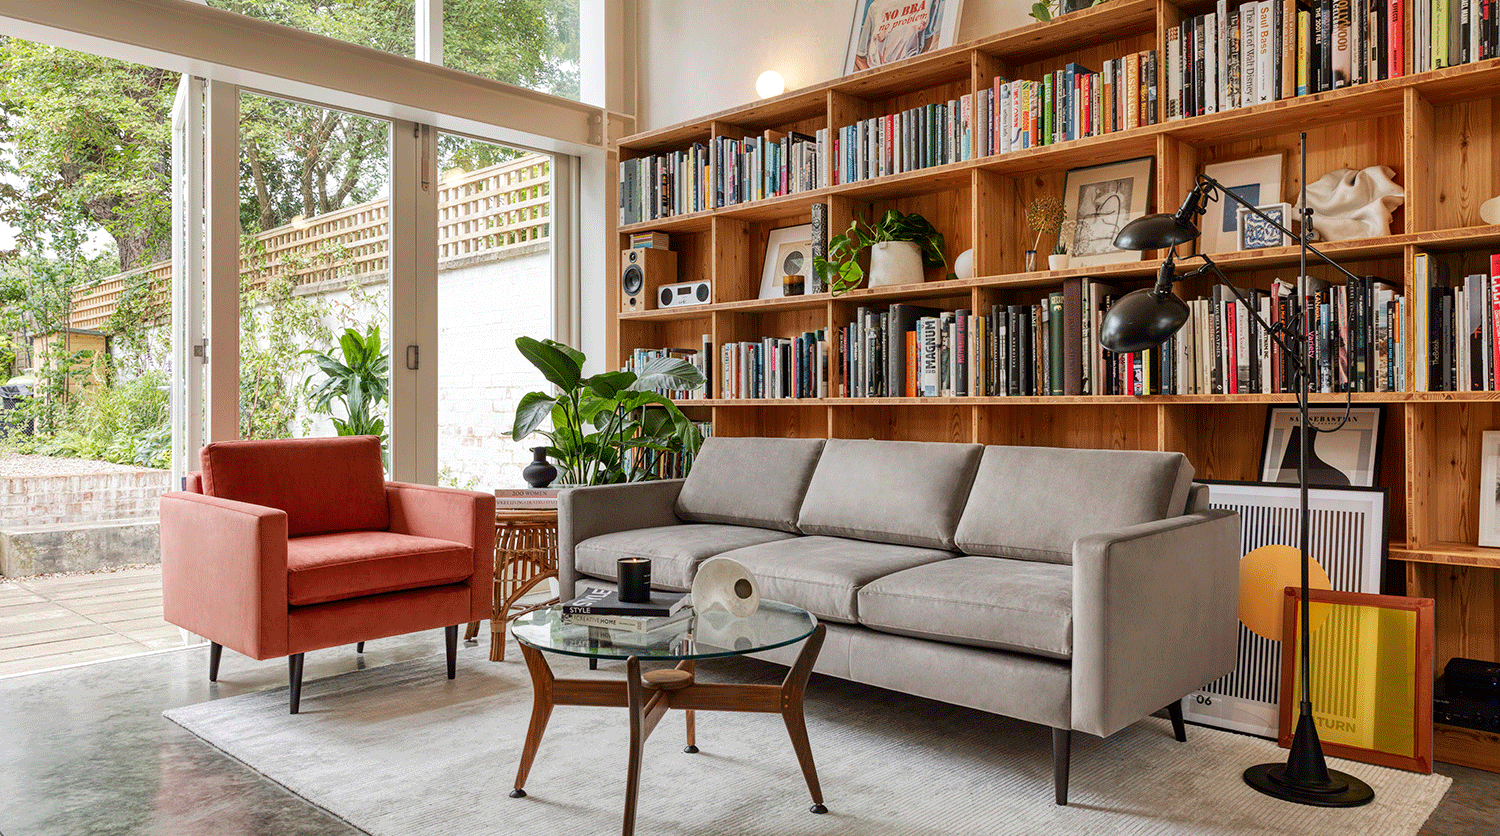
[0, 471, 171, 527]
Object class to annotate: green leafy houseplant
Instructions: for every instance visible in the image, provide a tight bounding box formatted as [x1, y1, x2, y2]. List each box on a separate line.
[302, 324, 389, 444]
[812, 209, 951, 296]
[510, 337, 705, 485]
[1029, 0, 1107, 22]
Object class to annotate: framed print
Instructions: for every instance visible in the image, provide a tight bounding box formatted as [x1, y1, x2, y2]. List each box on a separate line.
[843, 0, 965, 75]
[759, 224, 813, 300]
[1278, 588, 1433, 773]
[1202, 153, 1284, 253]
[1479, 431, 1500, 546]
[1236, 202, 1295, 249]
[1260, 405, 1386, 488]
[1183, 480, 1387, 739]
[1062, 156, 1154, 267]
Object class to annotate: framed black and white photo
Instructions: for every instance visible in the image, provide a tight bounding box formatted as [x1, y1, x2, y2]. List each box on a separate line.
[759, 223, 813, 300]
[843, 0, 964, 75]
[1479, 431, 1500, 547]
[1261, 405, 1386, 488]
[1202, 153, 1284, 253]
[1062, 156, 1154, 267]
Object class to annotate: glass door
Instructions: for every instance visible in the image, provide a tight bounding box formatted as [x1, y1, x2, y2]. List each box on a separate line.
[170, 75, 205, 487]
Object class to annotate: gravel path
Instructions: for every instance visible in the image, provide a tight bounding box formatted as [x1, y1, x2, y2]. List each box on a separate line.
[0, 451, 163, 477]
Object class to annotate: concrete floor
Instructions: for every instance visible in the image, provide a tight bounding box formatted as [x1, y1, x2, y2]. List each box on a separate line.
[1, 628, 1498, 835]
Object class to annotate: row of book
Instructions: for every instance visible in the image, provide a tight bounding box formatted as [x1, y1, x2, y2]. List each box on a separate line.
[974, 50, 1161, 155]
[1412, 253, 1500, 391]
[626, 340, 713, 399]
[720, 334, 832, 400]
[618, 130, 826, 225]
[629, 422, 713, 479]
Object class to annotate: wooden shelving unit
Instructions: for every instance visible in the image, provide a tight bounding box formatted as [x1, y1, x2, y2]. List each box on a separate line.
[609, 0, 1500, 771]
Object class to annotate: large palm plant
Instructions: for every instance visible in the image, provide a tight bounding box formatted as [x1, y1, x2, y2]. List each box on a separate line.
[302, 324, 389, 445]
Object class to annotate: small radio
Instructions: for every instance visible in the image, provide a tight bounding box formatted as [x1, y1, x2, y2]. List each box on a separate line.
[658, 280, 711, 308]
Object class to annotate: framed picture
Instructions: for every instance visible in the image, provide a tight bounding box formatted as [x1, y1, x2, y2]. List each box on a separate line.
[843, 0, 965, 75]
[1184, 480, 1388, 739]
[1260, 405, 1386, 488]
[1278, 588, 1433, 773]
[1236, 202, 1295, 249]
[1202, 153, 1284, 253]
[1062, 156, 1154, 267]
[759, 224, 813, 300]
[1479, 431, 1500, 546]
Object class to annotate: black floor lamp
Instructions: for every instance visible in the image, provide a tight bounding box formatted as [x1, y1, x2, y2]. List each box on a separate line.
[1099, 133, 1375, 808]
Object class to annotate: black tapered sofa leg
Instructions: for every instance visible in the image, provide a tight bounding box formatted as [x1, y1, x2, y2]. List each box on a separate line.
[356, 641, 365, 654]
[1166, 700, 1187, 742]
[1053, 727, 1071, 806]
[288, 653, 305, 714]
[445, 624, 458, 679]
[209, 642, 223, 682]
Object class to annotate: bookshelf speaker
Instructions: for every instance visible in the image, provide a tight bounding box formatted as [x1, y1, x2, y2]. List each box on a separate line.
[621, 248, 677, 313]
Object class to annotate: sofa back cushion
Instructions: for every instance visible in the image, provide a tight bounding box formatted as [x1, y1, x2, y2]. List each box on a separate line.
[200, 435, 389, 537]
[954, 446, 1194, 564]
[675, 437, 825, 533]
[797, 439, 982, 550]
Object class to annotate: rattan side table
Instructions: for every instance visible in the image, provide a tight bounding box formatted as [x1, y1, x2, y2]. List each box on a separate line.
[464, 508, 559, 661]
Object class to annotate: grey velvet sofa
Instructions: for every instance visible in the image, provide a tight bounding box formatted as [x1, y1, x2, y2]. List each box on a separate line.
[558, 436, 1240, 805]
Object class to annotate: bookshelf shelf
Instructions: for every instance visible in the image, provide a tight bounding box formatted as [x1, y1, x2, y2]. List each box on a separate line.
[612, 0, 1500, 772]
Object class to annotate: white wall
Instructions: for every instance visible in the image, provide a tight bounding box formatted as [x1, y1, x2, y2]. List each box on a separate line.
[636, 0, 1031, 131]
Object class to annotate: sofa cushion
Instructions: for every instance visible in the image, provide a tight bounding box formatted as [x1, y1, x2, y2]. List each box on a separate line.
[200, 435, 390, 537]
[796, 439, 982, 549]
[858, 556, 1073, 659]
[954, 447, 1195, 564]
[716, 535, 954, 624]
[575, 524, 798, 591]
[286, 530, 472, 606]
[675, 437, 825, 533]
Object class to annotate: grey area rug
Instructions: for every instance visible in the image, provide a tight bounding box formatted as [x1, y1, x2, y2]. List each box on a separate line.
[165, 650, 1450, 836]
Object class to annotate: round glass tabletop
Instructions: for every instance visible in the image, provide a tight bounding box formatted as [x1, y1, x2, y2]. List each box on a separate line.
[510, 599, 817, 661]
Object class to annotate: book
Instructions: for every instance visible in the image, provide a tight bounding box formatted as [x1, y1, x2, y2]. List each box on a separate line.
[561, 608, 693, 633]
[562, 587, 689, 618]
[495, 488, 561, 498]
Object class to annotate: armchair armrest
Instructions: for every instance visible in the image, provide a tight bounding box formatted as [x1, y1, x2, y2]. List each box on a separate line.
[386, 482, 497, 621]
[559, 479, 685, 597]
[159, 491, 290, 660]
[1070, 509, 1240, 738]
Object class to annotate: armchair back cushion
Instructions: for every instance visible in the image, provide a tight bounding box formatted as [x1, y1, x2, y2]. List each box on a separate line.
[954, 446, 1195, 564]
[797, 439, 982, 550]
[675, 437, 825, 532]
[199, 435, 389, 537]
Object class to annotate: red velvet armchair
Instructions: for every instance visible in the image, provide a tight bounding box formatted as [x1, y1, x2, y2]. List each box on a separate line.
[160, 436, 495, 713]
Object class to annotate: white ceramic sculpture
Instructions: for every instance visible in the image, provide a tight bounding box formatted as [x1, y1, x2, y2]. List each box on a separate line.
[1481, 194, 1500, 225]
[953, 247, 976, 279]
[1295, 165, 1404, 242]
[867, 240, 924, 287]
[690, 556, 760, 617]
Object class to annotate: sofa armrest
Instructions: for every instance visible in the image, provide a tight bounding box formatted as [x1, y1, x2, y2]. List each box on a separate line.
[160, 491, 291, 660]
[1070, 508, 1240, 738]
[386, 482, 497, 621]
[559, 479, 685, 597]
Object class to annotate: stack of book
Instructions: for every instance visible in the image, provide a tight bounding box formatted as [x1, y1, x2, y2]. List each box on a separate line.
[1413, 252, 1500, 391]
[629, 231, 670, 249]
[617, 131, 827, 225]
[721, 332, 831, 399]
[560, 587, 693, 638]
[625, 340, 712, 399]
[495, 488, 559, 510]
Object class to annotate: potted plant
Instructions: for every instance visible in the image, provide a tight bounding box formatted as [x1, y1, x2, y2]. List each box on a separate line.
[1049, 221, 1075, 270]
[509, 337, 705, 485]
[1029, 0, 1107, 22]
[1026, 196, 1067, 273]
[813, 209, 951, 295]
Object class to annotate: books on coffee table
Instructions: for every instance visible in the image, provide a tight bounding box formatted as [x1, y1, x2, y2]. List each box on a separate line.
[561, 609, 693, 633]
[562, 586, 689, 618]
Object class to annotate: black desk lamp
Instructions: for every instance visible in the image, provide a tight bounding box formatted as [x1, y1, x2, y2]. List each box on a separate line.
[1100, 133, 1374, 808]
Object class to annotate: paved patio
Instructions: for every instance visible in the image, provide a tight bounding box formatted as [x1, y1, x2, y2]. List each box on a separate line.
[0, 566, 199, 678]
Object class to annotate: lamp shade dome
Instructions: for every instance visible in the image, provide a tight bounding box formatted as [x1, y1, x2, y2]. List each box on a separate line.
[1098, 287, 1190, 353]
[1114, 212, 1202, 251]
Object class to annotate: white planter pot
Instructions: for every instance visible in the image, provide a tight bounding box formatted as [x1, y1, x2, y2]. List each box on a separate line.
[867, 241, 924, 287]
[1048, 253, 1070, 270]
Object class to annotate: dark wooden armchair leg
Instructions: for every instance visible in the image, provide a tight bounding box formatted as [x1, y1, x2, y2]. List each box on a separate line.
[356, 641, 365, 654]
[209, 642, 223, 682]
[288, 653, 305, 714]
[1166, 700, 1187, 742]
[445, 624, 459, 679]
[1053, 728, 1071, 806]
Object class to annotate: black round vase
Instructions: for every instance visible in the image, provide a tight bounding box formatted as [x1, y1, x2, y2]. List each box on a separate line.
[522, 447, 557, 488]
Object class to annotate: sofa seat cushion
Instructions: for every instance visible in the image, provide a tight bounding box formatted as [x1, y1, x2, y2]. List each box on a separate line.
[676, 437, 826, 532]
[575, 525, 798, 591]
[287, 531, 473, 606]
[797, 439, 982, 550]
[954, 446, 1195, 564]
[715, 536, 954, 624]
[857, 556, 1073, 660]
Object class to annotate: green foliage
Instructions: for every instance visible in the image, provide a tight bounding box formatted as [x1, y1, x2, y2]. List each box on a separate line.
[238, 239, 336, 440]
[1029, 0, 1108, 23]
[812, 209, 950, 296]
[509, 337, 704, 486]
[302, 324, 389, 443]
[22, 369, 171, 468]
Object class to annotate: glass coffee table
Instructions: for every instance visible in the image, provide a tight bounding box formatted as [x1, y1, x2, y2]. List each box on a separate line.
[509, 600, 827, 836]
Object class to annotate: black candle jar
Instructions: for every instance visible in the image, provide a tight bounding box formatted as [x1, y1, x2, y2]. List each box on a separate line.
[617, 557, 651, 603]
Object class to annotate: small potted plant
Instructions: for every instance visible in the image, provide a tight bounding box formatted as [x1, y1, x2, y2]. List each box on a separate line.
[1049, 221, 1075, 270]
[813, 209, 951, 295]
[1029, 0, 1107, 22]
[1026, 196, 1067, 273]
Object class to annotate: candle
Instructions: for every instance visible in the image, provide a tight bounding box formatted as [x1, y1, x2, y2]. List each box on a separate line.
[617, 557, 652, 603]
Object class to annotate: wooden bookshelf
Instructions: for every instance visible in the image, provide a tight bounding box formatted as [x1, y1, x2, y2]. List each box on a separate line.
[610, 0, 1500, 771]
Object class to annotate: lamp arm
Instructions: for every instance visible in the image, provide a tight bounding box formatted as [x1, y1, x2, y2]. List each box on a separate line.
[1183, 252, 1306, 370]
[1195, 174, 1366, 286]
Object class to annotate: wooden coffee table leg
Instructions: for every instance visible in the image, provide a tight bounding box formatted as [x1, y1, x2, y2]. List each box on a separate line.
[680, 659, 698, 754]
[511, 643, 555, 798]
[781, 623, 828, 814]
[624, 656, 645, 836]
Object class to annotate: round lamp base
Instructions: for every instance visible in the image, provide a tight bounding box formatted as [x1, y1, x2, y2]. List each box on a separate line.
[1243, 763, 1375, 808]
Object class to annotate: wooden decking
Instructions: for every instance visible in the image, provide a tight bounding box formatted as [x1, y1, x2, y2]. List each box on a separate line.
[0, 567, 199, 677]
